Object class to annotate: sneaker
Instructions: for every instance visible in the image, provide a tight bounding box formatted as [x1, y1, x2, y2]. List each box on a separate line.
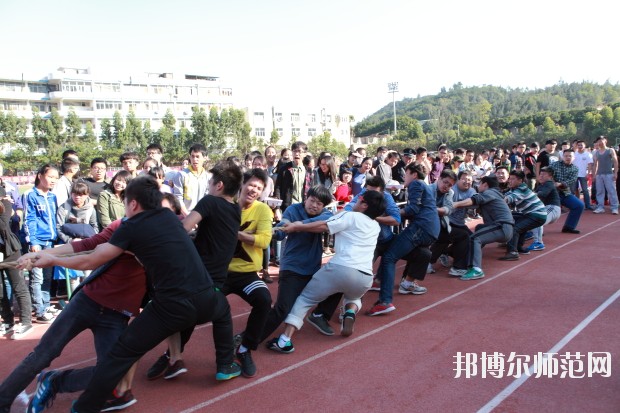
[306, 313, 334, 336]
[365, 301, 395, 316]
[236, 350, 257, 377]
[11, 324, 34, 340]
[460, 268, 485, 281]
[163, 360, 188, 379]
[613, 209, 619, 215]
[34, 313, 55, 324]
[341, 311, 356, 337]
[100, 389, 137, 412]
[398, 281, 427, 295]
[523, 231, 534, 241]
[368, 278, 380, 291]
[438, 254, 450, 268]
[517, 248, 530, 255]
[426, 263, 435, 274]
[593, 208, 605, 214]
[561, 226, 580, 234]
[0, 322, 14, 334]
[46, 306, 61, 316]
[528, 242, 545, 251]
[498, 252, 519, 261]
[147, 354, 169, 380]
[448, 267, 468, 277]
[215, 362, 242, 381]
[28, 371, 58, 413]
[266, 337, 295, 354]
[261, 270, 273, 284]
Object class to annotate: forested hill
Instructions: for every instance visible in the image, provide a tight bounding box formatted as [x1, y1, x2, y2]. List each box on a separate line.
[353, 81, 620, 149]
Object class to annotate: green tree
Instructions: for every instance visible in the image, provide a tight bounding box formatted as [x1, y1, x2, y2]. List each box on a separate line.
[112, 111, 125, 149]
[307, 132, 348, 160]
[125, 110, 144, 150]
[31, 107, 47, 148]
[270, 129, 280, 145]
[190, 106, 209, 147]
[600, 106, 614, 128]
[0, 112, 28, 144]
[64, 109, 82, 146]
[83, 121, 96, 145]
[142, 120, 154, 146]
[100, 119, 114, 149]
[520, 122, 538, 138]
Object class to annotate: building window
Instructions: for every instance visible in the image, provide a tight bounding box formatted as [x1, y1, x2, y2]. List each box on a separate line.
[308, 128, 317, 137]
[0, 81, 24, 92]
[95, 101, 122, 110]
[28, 83, 48, 93]
[291, 113, 300, 122]
[292, 128, 300, 136]
[255, 128, 266, 137]
[63, 81, 91, 93]
[276, 128, 283, 136]
[309, 114, 316, 122]
[254, 112, 265, 121]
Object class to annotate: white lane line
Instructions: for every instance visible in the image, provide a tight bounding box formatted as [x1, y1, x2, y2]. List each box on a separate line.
[180, 220, 620, 413]
[477, 288, 620, 413]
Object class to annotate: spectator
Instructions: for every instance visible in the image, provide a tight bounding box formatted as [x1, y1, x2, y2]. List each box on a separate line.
[53, 157, 80, 207]
[172, 143, 211, 216]
[119, 152, 140, 178]
[549, 149, 586, 232]
[96, 170, 132, 229]
[80, 158, 109, 205]
[274, 141, 308, 211]
[351, 157, 373, 196]
[592, 135, 619, 214]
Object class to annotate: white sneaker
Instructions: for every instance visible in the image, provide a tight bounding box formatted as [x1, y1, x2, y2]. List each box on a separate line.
[612, 209, 619, 215]
[438, 254, 450, 268]
[448, 267, 468, 277]
[11, 324, 34, 340]
[593, 208, 605, 214]
[426, 263, 435, 274]
[46, 306, 61, 316]
[398, 281, 428, 295]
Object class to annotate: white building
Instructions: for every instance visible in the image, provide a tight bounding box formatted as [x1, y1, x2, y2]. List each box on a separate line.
[1, 67, 353, 150]
[245, 107, 353, 148]
[0, 66, 233, 135]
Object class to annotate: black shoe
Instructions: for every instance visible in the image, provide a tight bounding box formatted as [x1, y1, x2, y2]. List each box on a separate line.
[517, 248, 530, 255]
[341, 312, 356, 337]
[306, 313, 334, 336]
[236, 350, 257, 377]
[266, 337, 295, 354]
[562, 227, 580, 234]
[499, 251, 519, 261]
[147, 354, 170, 380]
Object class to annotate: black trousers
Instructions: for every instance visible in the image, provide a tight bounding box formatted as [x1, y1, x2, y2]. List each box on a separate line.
[430, 225, 471, 269]
[73, 287, 233, 413]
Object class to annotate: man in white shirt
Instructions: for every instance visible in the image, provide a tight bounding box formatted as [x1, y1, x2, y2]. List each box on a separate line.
[572, 140, 594, 210]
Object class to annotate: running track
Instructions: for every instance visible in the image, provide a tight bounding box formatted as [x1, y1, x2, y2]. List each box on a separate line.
[2, 212, 619, 413]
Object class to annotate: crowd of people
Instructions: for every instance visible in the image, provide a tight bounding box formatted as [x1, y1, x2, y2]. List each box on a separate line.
[0, 135, 617, 412]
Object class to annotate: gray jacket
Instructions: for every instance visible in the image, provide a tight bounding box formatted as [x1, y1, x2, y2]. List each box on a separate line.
[56, 197, 99, 243]
[470, 187, 514, 226]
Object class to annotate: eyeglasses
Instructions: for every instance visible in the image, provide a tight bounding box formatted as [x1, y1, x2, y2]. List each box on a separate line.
[91, 167, 107, 171]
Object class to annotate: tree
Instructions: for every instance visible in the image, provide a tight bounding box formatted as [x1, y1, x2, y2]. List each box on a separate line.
[31, 107, 47, 148]
[112, 111, 125, 149]
[270, 129, 280, 145]
[0, 112, 27, 144]
[100, 118, 114, 149]
[65, 109, 82, 146]
[307, 132, 348, 160]
[83, 121, 96, 146]
[124, 110, 144, 150]
[190, 106, 209, 147]
[520, 122, 538, 138]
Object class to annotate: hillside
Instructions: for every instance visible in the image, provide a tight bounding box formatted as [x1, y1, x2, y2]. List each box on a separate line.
[354, 81, 620, 150]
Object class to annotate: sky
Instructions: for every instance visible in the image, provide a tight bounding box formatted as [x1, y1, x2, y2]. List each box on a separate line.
[2, 0, 619, 122]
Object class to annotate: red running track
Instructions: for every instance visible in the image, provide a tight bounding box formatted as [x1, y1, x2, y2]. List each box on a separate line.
[1, 212, 619, 413]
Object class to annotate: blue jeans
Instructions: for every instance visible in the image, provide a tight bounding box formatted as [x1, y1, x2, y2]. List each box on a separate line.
[378, 226, 435, 304]
[30, 242, 54, 317]
[576, 177, 592, 209]
[0, 292, 128, 410]
[559, 193, 584, 230]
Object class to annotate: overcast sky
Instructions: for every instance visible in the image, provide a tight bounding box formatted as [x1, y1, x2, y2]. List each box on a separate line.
[2, 0, 618, 121]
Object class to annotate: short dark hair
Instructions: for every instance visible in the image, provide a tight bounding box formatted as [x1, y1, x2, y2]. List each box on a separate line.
[307, 185, 333, 206]
[162, 193, 182, 215]
[540, 166, 555, 177]
[457, 170, 473, 180]
[405, 163, 427, 181]
[35, 164, 59, 187]
[365, 175, 386, 191]
[416, 146, 428, 155]
[359, 190, 386, 220]
[209, 160, 243, 196]
[148, 166, 165, 180]
[439, 169, 457, 182]
[124, 175, 163, 211]
[70, 181, 90, 196]
[480, 176, 499, 188]
[90, 157, 108, 168]
[302, 154, 314, 168]
[146, 143, 163, 154]
[291, 141, 307, 151]
[242, 168, 268, 187]
[509, 170, 526, 181]
[189, 143, 207, 157]
[563, 148, 575, 154]
[119, 152, 139, 163]
[495, 165, 509, 173]
[61, 157, 79, 174]
[62, 149, 78, 159]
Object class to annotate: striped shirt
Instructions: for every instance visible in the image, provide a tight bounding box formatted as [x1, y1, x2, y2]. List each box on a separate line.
[505, 183, 547, 220]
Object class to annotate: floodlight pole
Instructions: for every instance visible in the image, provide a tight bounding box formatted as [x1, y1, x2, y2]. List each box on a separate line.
[388, 82, 399, 137]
